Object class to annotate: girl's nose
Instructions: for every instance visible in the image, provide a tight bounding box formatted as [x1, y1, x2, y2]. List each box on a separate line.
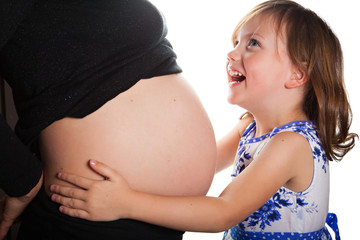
[227, 48, 241, 62]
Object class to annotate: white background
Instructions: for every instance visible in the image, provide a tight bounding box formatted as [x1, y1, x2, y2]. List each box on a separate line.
[150, 1, 359, 239]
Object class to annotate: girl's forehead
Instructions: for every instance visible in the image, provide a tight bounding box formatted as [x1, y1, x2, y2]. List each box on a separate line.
[237, 14, 277, 38]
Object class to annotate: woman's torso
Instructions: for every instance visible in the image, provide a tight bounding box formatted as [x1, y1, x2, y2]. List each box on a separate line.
[40, 74, 217, 196]
[0, 0, 217, 197]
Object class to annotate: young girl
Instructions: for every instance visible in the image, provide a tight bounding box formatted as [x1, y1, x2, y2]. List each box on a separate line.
[50, 0, 357, 239]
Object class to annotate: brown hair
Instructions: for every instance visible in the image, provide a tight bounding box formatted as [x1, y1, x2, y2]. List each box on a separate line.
[233, 0, 357, 161]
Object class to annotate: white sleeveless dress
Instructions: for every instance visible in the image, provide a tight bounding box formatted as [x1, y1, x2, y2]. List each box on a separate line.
[222, 121, 340, 240]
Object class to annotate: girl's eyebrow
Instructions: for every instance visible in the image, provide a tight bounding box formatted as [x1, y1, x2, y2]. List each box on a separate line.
[239, 32, 265, 42]
[239, 23, 266, 41]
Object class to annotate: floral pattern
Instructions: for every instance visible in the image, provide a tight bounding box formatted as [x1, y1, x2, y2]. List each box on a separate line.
[241, 192, 292, 230]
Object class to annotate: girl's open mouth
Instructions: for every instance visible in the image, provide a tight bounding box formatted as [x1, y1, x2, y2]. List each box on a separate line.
[228, 70, 246, 84]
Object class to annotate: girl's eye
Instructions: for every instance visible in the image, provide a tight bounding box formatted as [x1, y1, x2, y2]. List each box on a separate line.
[247, 38, 260, 48]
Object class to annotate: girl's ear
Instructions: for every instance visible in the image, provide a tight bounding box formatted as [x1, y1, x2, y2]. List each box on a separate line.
[285, 66, 308, 89]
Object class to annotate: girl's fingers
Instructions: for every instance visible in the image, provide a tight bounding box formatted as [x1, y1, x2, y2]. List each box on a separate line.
[58, 206, 91, 220]
[56, 172, 93, 189]
[50, 185, 87, 201]
[51, 193, 86, 210]
[88, 160, 120, 181]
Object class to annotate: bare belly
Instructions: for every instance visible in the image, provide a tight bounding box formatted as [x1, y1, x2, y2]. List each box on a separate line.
[40, 74, 217, 197]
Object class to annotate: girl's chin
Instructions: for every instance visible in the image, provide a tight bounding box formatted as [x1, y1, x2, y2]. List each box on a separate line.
[227, 94, 241, 106]
[227, 93, 248, 109]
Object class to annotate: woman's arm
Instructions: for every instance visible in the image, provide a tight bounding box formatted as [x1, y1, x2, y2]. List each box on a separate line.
[0, 172, 43, 239]
[50, 131, 311, 232]
[0, 115, 43, 197]
[0, 114, 44, 239]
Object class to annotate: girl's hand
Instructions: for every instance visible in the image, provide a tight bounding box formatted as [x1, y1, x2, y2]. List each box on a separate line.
[50, 160, 132, 221]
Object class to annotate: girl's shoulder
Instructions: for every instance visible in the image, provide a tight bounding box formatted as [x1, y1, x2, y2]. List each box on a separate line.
[270, 121, 322, 150]
[266, 121, 328, 175]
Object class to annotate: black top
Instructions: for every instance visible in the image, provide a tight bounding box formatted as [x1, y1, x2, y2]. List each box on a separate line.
[0, 0, 182, 197]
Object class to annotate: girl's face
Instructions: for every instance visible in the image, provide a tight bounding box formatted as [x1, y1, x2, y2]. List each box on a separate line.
[227, 14, 295, 113]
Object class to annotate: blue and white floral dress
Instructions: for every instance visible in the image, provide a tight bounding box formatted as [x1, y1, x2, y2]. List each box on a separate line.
[222, 120, 340, 240]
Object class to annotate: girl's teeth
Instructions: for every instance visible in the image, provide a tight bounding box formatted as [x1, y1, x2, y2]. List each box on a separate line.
[229, 70, 243, 77]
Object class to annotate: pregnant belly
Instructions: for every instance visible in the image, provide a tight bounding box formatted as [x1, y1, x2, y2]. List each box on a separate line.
[40, 74, 217, 197]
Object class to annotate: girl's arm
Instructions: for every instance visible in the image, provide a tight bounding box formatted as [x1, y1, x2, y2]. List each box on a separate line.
[215, 113, 253, 173]
[50, 131, 312, 232]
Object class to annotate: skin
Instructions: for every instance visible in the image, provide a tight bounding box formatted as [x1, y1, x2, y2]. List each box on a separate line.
[40, 73, 217, 198]
[50, 14, 314, 233]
